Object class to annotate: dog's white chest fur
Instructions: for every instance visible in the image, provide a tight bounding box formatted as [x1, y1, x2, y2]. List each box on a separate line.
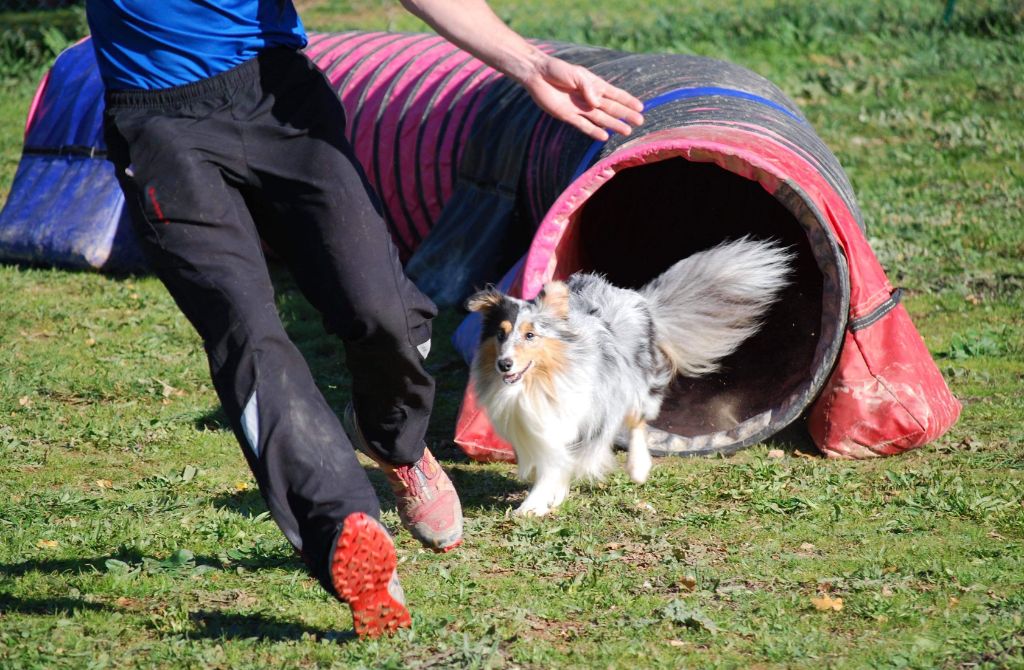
[478, 379, 589, 479]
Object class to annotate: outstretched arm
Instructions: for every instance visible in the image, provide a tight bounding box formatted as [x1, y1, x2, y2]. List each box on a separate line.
[399, 0, 644, 141]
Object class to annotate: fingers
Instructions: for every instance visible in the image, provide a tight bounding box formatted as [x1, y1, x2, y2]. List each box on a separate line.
[573, 70, 644, 137]
[583, 107, 635, 138]
[574, 69, 643, 113]
[570, 118, 611, 142]
[602, 82, 645, 114]
[578, 77, 603, 110]
[596, 95, 645, 128]
[562, 99, 640, 142]
[570, 92, 643, 141]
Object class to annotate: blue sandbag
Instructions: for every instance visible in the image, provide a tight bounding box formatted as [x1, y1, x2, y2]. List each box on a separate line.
[0, 40, 145, 272]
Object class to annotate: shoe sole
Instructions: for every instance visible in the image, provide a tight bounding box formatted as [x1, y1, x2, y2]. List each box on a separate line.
[331, 512, 412, 638]
[440, 537, 463, 553]
[409, 524, 463, 554]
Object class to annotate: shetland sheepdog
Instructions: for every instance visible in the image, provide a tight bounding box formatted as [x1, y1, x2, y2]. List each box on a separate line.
[467, 237, 793, 516]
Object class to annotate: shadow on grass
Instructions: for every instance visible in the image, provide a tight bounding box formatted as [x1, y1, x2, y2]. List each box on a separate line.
[0, 545, 299, 580]
[210, 487, 268, 518]
[762, 419, 821, 457]
[0, 553, 360, 643]
[0, 593, 107, 616]
[189, 610, 357, 642]
[208, 458, 522, 518]
[193, 406, 231, 432]
[0, 593, 353, 643]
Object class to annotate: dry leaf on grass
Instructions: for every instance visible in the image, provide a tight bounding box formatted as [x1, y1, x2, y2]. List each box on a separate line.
[37, 539, 59, 549]
[634, 501, 656, 514]
[811, 594, 844, 611]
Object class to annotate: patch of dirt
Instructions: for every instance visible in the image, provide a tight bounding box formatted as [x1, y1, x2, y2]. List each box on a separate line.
[680, 540, 731, 565]
[521, 614, 587, 646]
[197, 589, 259, 610]
[604, 541, 664, 568]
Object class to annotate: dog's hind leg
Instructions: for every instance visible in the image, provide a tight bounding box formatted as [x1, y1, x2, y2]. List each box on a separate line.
[624, 414, 653, 484]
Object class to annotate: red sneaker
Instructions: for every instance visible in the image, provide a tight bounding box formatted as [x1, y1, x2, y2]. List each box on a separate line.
[330, 512, 411, 638]
[344, 404, 464, 552]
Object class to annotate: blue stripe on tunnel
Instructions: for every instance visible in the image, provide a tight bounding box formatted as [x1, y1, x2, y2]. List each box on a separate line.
[570, 86, 807, 182]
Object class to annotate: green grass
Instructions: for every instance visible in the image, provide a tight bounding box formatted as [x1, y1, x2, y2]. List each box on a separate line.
[1, 1, 1023, 668]
[0, 6, 87, 84]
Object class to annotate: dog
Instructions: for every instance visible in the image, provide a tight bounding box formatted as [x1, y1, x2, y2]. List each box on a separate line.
[466, 237, 793, 517]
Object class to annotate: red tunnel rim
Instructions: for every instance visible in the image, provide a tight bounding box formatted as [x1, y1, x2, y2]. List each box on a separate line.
[521, 125, 854, 301]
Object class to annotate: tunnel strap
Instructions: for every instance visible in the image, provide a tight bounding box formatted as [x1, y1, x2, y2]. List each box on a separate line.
[570, 86, 807, 182]
[849, 288, 903, 332]
[23, 144, 106, 158]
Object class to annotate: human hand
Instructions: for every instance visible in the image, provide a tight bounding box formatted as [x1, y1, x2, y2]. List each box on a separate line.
[521, 55, 644, 142]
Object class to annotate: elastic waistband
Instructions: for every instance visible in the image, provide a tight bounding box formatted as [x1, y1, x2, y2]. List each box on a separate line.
[104, 47, 302, 109]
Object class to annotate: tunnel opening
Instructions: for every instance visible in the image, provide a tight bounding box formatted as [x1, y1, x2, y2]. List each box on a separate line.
[549, 155, 848, 454]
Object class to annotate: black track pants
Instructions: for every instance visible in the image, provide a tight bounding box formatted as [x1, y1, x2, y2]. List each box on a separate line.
[102, 48, 437, 588]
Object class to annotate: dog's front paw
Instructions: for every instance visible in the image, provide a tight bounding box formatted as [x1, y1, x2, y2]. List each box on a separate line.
[513, 501, 551, 517]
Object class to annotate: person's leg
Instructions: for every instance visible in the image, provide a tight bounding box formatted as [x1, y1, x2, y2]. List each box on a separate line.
[103, 71, 409, 634]
[238, 50, 462, 550]
[243, 50, 435, 465]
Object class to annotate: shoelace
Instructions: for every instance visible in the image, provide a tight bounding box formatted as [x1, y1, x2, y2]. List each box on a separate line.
[391, 460, 433, 500]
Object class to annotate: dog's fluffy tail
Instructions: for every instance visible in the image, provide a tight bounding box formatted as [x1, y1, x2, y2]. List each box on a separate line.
[641, 236, 793, 377]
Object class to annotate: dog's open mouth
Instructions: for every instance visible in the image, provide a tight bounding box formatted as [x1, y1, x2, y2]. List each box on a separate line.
[502, 361, 532, 385]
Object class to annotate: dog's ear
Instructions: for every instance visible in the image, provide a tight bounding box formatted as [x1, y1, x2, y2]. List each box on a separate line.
[539, 281, 569, 319]
[466, 287, 503, 313]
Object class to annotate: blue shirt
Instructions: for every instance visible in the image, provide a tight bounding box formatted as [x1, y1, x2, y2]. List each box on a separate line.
[86, 0, 308, 90]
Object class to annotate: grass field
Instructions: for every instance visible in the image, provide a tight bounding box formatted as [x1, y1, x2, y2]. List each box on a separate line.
[1, 1, 1023, 668]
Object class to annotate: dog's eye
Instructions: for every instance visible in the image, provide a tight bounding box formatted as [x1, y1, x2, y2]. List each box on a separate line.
[525, 332, 535, 340]
[496, 331, 507, 342]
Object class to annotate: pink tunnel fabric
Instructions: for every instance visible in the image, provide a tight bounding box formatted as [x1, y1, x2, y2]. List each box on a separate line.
[304, 32, 560, 261]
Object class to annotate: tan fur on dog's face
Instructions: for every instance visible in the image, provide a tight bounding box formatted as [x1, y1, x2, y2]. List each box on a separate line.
[467, 285, 572, 392]
[521, 324, 566, 401]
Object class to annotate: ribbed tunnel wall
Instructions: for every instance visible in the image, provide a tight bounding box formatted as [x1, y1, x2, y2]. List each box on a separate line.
[305, 31, 501, 261]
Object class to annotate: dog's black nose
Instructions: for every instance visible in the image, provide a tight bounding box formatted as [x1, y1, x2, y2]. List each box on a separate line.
[497, 358, 514, 373]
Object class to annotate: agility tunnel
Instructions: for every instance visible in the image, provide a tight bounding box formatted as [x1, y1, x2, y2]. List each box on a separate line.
[0, 32, 960, 460]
